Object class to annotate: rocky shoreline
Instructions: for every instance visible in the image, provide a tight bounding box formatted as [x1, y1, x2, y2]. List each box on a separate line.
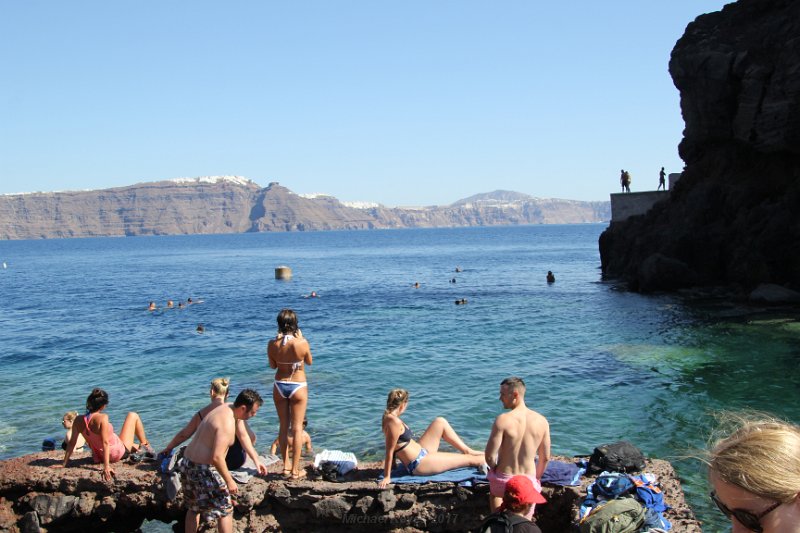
[0, 451, 701, 532]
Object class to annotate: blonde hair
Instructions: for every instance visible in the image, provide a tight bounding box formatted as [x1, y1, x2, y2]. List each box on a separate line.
[384, 388, 409, 416]
[210, 377, 230, 399]
[709, 414, 800, 503]
[63, 411, 78, 422]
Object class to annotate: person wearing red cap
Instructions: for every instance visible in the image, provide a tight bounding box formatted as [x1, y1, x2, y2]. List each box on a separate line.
[480, 475, 545, 533]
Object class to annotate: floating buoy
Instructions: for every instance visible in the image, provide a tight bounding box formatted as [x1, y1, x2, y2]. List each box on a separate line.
[2, 262, 6, 269]
[275, 266, 292, 280]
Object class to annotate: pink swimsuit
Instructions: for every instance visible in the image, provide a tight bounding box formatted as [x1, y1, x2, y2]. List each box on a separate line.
[81, 412, 127, 464]
[487, 469, 542, 519]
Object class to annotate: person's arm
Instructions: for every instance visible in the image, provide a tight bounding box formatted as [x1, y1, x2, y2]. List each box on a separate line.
[270, 437, 279, 455]
[484, 417, 504, 471]
[159, 413, 201, 455]
[535, 421, 551, 481]
[236, 420, 267, 475]
[304, 432, 313, 455]
[100, 417, 115, 481]
[58, 418, 84, 468]
[302, 340, 312, 366]
[267, 343, 278, 369]
[378, 417, 402, 488]
[211, 418, 238, 495]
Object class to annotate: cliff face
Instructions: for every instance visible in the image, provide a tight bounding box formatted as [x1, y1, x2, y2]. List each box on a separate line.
[0, 180, 610, 240]
[600, 0, 800, 292]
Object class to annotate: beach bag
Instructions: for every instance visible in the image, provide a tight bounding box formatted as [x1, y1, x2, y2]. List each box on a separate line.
[579, 497, 646, 533]
[159, 446, 185, 501]
[588, 441, 646, 475]
[479, 511, 531, 533]
[593, 472, 635, 499]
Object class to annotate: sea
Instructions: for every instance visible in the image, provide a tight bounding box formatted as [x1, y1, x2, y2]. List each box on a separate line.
[1, 223, 799, 532]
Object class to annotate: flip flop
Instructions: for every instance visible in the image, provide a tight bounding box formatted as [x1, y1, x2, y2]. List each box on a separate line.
[282, 469, 292, 478]
[291, 469, 307, 480]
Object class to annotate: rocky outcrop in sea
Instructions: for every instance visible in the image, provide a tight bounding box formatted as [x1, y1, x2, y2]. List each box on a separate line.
[0, 178, 609, 240]
[600, 0, 800, 293]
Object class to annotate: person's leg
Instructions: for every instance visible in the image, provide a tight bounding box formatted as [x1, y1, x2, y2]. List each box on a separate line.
[272, 385, 291, 475]
[417, 417, 482, 455]
[184, 510, 200, 533]
[289, 387, 308, 478]
[119, 412, 149, 450]
[411, 450, 484, 476]
[487, 469, 509, 513]
[217, 513, 232, 533]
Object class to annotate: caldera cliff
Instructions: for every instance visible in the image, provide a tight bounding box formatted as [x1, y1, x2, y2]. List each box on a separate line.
[600, 0, 800, 293]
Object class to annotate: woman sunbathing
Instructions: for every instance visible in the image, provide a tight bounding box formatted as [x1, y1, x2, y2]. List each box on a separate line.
[379, 388, 484, 488]
[59, 388, 152, 481]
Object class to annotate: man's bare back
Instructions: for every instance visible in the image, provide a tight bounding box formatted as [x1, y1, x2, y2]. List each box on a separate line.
[485, 378, 551, 479]
[185, 404, 235, 466]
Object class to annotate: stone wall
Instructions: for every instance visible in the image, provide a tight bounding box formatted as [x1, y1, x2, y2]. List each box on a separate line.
[0, 451, 700, 532]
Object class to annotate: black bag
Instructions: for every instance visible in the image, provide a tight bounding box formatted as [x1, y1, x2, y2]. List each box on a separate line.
[318, 461, 340, 482]
[479, 511, 533, 533]
[587, 441, 646, 475]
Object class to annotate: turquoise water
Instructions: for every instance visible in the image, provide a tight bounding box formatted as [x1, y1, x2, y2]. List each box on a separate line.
[1, 224, 798, 531]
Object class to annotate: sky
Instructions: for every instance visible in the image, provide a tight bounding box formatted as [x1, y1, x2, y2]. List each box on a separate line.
[0, 1, 731, 206]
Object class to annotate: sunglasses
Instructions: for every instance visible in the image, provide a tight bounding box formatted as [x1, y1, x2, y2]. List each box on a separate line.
[710, 490, 782, 533]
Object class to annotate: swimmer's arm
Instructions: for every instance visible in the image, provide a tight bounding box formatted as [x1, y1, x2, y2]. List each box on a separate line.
[535, 421, 551, 480]
[305, 432, 313, 454]
[484, 418, 504, 470]
[270, 438, 279, 455]
[160, 413, 201, 455]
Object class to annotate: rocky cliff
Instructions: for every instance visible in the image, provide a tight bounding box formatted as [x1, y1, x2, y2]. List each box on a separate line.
[600, 0, 800, 292]
[0, 179, 609, 240]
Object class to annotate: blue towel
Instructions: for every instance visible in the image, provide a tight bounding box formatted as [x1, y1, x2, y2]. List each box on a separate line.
[378, 467, 487, 485]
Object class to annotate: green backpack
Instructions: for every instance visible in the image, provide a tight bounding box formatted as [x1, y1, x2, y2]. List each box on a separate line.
[578, 497, 646, 533]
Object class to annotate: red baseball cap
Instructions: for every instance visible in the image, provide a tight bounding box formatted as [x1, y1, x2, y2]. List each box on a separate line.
[504, 475, 547, 505]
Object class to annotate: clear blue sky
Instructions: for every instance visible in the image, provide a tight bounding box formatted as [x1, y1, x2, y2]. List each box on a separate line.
[1, 1, 729, 206]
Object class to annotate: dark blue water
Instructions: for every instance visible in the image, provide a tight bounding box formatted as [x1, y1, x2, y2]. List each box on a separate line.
[1, 224, 798, 531]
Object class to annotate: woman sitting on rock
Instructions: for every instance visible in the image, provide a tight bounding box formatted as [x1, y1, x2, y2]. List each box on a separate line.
[159, 377, 265, 474]
[379, 388, 484, 488]
[60, 388, 153, 481]
[708, 415, 800, 533]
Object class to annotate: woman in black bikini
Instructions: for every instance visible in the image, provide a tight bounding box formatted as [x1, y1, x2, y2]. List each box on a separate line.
[268, 309, 313, 479]
[380, 388, 484, 488]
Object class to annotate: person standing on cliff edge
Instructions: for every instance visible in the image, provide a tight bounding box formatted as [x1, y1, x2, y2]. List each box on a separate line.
[485, 377, 551, 520]
[658, 167, 666, 190]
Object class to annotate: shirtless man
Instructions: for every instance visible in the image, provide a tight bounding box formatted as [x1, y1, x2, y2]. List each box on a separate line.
[484, 377, 551, 519]
[181, 389, 264, 533]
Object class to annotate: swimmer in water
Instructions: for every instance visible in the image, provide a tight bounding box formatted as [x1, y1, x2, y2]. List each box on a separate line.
[148, 301, 157, 311]
[413, 282, 420, 289]
[166, 300, 174, 309]
[196, 324, 205, 334]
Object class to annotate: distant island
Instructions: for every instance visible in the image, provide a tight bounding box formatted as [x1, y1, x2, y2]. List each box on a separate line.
[0, 177, 610, 239]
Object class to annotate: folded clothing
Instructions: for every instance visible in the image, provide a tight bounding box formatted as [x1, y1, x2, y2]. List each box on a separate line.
[313, 450, 358, 475]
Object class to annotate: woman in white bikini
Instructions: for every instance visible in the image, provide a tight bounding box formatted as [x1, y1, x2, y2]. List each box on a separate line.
[379, 388, 484, 488]
[268, 309, 313, 479]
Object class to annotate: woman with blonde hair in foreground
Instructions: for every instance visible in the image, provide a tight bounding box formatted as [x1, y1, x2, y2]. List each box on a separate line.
[708, 415, 800, 533]
[379, 388, 484, 488]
